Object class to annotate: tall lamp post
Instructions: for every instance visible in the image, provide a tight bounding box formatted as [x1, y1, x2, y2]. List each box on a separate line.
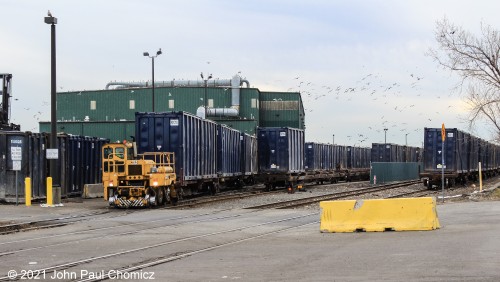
[332, 134, 335, 145]
[384, 128, 388, 144]
[405, 133, 410, 146]
[200, 72, 212, 118]
[143, 49, 162, 112]
[44, 11, 58, 184]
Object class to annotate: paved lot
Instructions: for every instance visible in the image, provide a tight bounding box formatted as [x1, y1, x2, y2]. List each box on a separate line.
[0, 199, 499, 281]
[146, 201, 500, 282]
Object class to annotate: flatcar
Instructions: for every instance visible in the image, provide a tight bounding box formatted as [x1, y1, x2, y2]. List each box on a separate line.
[420, 127, 500, 188]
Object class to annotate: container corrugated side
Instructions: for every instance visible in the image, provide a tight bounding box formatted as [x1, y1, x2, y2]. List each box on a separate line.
[257, 127, 304, 174]
[135, 111, 218, 181]
[0, 131, 107, 202]
[305, 142, 338, 171]
[241, 133, 257, 175]
[217, 124, 242, 177]
[423, 128, 469, 173]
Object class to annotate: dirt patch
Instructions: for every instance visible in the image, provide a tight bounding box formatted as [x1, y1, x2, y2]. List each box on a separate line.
[467, 187, 500, 201]
[444, 186, 500, 203]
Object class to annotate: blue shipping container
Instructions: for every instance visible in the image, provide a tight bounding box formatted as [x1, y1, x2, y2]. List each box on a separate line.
[135, 111, 218, 181]
[257, 127, 304, 174]
[423, 128, 470, 173]
[217, 124, 242, 177]
[305, 142, 337, 171]
[241, 133, 257, 176]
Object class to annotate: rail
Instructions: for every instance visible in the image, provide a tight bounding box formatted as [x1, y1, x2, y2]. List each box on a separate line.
[245, 180, 421, 209]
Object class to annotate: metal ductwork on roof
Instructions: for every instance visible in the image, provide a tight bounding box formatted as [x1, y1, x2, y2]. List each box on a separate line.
[105, 76, 250, 89]
[196, 74, 243, 119]
[106, 74, 250, 119]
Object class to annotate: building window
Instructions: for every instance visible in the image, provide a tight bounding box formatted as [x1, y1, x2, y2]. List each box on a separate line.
[129, 100, 135, 109]
[169, 99, 174, 109]
[90, 100, 96, 110]
[251, 98, 257, 108]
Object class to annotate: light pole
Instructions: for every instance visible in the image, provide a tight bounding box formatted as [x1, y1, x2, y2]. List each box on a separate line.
[143, 49, 162, 112]
[44, 11, 58, 184]
[332, 134, 335, 145]
[405, 133, 410, 146]
[200, 72, 212, 118]
[384, 128, 388, 144]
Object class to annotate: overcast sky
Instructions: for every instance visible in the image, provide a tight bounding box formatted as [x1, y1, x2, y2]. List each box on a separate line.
[1, 0, 499, 147]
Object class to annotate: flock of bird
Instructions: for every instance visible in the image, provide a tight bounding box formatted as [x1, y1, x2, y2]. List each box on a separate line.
[270, 69, 460, 146]
[13, 66, 460, 142]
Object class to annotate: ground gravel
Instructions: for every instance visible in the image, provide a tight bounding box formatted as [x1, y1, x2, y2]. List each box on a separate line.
[198, 177, 500, 211]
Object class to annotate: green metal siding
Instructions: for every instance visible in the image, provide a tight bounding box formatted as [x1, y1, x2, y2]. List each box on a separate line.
[239, 88, 260, 121]
[40, 121, 135, 143]
[58, 89, 151, 122]
[57, 86, 262, 121]
[212, 119, 258, 135]
[45, 86, 305, 139]
[259, 92, 305, 129]
[370, 162, 422, 184]
[210, 88, 260, 135]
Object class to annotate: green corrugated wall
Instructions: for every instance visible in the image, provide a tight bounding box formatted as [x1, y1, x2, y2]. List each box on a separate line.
[259, 92, 305, 129]
[370, 162, 422, 184]
[39, 121, 135, 143]
[40, 86, 304, 140]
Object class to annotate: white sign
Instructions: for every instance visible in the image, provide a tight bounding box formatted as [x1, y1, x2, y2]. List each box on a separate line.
[280, 132, 286, 137]
[12, 160, 21, 171]
[46, 149, 59, 159]
[170, 119, 179, 126]
[11, 147, 22, 161]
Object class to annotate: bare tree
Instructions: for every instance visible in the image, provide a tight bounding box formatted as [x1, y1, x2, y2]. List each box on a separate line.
[428, 18, 500, 140]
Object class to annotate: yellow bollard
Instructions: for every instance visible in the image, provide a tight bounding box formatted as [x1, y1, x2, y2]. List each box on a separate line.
[47, 177, 53, 206]
[25, 178, 31, 206]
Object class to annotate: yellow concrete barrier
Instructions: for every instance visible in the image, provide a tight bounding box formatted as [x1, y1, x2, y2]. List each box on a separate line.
[320, 197, 440, 232]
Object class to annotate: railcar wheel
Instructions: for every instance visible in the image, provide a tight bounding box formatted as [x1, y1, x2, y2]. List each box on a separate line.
[264, 184, 272, 192]
[156, 187, 165, 206]
[170, 197, 178, 205]
[208, 183, 217, 195]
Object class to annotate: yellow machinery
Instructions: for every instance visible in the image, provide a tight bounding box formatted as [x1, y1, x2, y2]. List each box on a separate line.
[102, 142, 178, 208]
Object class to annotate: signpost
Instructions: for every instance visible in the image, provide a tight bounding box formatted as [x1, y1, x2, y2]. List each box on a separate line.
[10, 140, 22, 205]
[441, 123, 446, 203]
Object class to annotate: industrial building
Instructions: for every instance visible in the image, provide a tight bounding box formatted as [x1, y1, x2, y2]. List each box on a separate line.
[39, 75, 305, 141]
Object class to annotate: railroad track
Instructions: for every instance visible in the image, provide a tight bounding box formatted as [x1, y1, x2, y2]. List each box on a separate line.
[0, 213, 318, 281]
[0, 210, 116, 235]
[0, 211, 248, 257]
[245, 180, 421, 209]
[386, 189, 437, 199]
[167, 190, 283, 209]
[0, 180, 359, 234]
[169, 180, 370, 209]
